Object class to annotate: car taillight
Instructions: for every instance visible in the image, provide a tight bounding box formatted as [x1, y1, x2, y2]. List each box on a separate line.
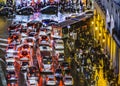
[32, 70, 35, 72]
[7, 75, 10, 78]
[8, 38, 11, 44]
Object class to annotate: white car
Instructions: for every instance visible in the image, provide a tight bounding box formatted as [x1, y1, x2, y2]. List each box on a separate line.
[6, 62, 15, 71]
[38, 31, 47, 36]
[21, 37, 36, 47]
[54, 44, 64, 54]
[6, 50, 18, 57]
[7, 71, 18, 81]
[54, 39, 64, 44]
[58, 53, 64, 62]
[28, 79, 38, 86]
[63, 75, 74, 86]
[39, 46, 52, 52]
[46, 75, 56, 86]
[20, 61, 29, 71]
[41, 58, 53, 73]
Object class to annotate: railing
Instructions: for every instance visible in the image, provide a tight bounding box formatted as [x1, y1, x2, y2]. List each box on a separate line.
[95, 0, 106, 14]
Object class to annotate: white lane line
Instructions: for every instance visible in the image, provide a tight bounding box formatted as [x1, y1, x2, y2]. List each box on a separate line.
[0, 43, 8, 46]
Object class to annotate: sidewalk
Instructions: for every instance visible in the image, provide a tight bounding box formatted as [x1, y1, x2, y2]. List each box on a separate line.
[94, 60, 108, 86]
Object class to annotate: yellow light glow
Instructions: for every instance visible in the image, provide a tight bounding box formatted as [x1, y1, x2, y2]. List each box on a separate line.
[95, 27, 98, 30]
[91, 21, 94, 24]
[103, 39, 105, 42]
[99, 33, 102, 36]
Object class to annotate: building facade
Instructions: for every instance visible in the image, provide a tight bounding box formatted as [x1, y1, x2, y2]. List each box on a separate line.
[94, 0, 120, 84]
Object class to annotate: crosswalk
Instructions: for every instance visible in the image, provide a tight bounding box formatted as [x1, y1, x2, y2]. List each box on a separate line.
[0, 38, 8, 52]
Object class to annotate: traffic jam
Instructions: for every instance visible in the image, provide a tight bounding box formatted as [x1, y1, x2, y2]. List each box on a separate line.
[6, 19, 74, 86]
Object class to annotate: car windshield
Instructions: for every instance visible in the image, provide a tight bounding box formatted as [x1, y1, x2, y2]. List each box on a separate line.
[22, 62, 29, 66]
[59, 54, 64, 58]
[43, 60, 52, 64]
[23, 45, 29, 49]
[26, 39, 33, 42]
[65, 77, 72, 81]
[49, 78, 54, 81]
[21, 51, 28, 56]
[21, 29, 27, 33]
[7, 46, 14, 49]
[55, 69, 62, 73]
[8, 71, 15, 74]
[7, 62, 14, 66]
[62, 62, 69, 67]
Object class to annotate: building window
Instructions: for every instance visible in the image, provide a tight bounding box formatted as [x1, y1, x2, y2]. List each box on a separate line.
[111, 3, 113, 8]
[115, 9, 118, 14]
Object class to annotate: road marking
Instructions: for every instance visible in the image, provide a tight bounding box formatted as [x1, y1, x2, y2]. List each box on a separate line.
[0, 38, 8, 42]
[0, 43, 8, 46]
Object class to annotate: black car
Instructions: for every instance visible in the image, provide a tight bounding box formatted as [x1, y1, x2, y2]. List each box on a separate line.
[16, 6, 34, 15]
[8, 23, 21, 35]
[40, 5, 58, 14]
[27, 20, 42, 28]
[0, 7, 14, 16]
[42, 19, 58, 26]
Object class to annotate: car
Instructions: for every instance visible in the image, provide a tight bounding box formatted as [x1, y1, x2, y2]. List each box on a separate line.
[54, 44, 64, 55]
[39, 40, 51, 47]
[39, 45, 52, 56]
[20, 27, 28, 36]
[16, 6, 34, 15]
[38, 31, 47, 37]
[58, 53, 64, 62]
[39, 35, 50, 43]
[8, 33, 21, 44]
[45, 26, 52, 35]
[8, 23, 21, 35]
[60, 62, 70, 70]
[54, 39, 64, 45]
[6, 50, 18, 58]
[28, 32, 38, 38]
[0, 7, 14, 17]
[55, 68, 63, 81]
[27, 66, 39, 81]
[6, 44, 16, 51]
[21, 44, 31, 51]
[46, 75, 57, 86]
[7, 71, 18, 81]
[19, 50, 30, 58]
[6, 57, 15, 63]
[6, 62, 15, 71]
[40, 57, 54, 73]
[40, 5, 58, 14]
[42, 19, 58, 26]
[28, 79, 38, 86]
[20, 61, 29, 71]
[22, 37, 36, 47]
[63, 75, 74, 86]
[7, 80, 18, 86]
[27, 20, 42, 28]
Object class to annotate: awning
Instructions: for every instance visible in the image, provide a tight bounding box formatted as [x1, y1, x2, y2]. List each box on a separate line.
[106, 9, 110, 29]
[113, 34, 120, 47]
[110, 15, 115, 35]
[56, 14, 91, 28]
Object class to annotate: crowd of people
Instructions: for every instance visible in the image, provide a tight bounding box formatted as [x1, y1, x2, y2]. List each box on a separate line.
[65, 25, 118, 86]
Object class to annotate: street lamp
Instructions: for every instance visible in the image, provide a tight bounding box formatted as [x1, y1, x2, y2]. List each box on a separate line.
[99, 31, 102, 37]
[95, 26, 98, 30]
[91, 21, 94, 25]
[67, 25, 71, 37]
[102, 36, 105, 43]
